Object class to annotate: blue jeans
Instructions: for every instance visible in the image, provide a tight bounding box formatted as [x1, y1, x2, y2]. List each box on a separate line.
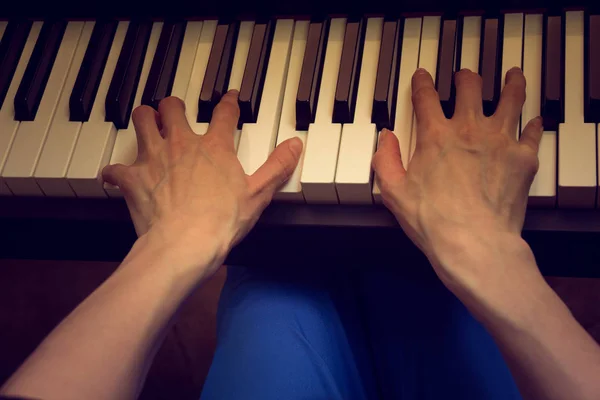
[200, 265, 522, 400]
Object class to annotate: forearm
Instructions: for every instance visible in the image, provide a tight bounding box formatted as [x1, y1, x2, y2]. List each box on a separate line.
[436, 235, 600, 400]
[483, 280, 600, 400]
[0, 233, 221, 400]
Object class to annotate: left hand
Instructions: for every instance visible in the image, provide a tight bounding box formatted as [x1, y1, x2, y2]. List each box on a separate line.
[102, 91, 302, 267]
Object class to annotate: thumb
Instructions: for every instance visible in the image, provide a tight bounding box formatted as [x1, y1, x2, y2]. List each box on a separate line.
[519, 116, 544, 153]
[101, 163, 130, 189]
[372, 129, 406, 193]
[248, 137, 303, 204]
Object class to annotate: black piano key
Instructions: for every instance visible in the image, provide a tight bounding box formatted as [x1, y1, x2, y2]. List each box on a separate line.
[541, 14, 564, 130]
[436, 18, 457, 118]
[454, 16, 465, 72]
[105, 21, 152, 129]
[197, 21, 239, 123]
[372, 18, 402, 131]
[478, 16, 503, 117]
[14, 21, 67, 121]
[142, 21, 186, 110]
[0, 20, 32, 110]
[585, 13, 600, 123]
[69, 20, 118, 122]
[239, 20, 274, 125]
[296, 19, 329, 131]
[333, 18, 365, 124]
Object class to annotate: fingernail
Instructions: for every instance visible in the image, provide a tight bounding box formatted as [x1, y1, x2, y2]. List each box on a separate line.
[378, 129, 388, 145]
[415, 68, 427, 75]
[506, 67, 522, 81]
[227, 89, 239, 96]
[534, 116, 543, 129]
[288, 137, 303, 158]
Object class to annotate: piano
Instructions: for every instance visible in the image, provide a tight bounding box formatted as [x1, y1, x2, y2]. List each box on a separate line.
[1, 0, 600, 278]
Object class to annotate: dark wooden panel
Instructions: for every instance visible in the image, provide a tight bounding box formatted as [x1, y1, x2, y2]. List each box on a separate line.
[0, 197, 600, 277]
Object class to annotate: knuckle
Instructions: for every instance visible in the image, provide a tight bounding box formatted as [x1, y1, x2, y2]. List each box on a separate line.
[455, 121, 481, 145]
[519, 147, 540, 174]
[412, 86, 438, 104]
[119, 168, 136, 187]
[214, 99, 240, 120]
[107, 164, 133, 185]
[379, 177, 394, 195]
[379, 176, 402, 199]
[278, 156, 295, 180]
[158, 96, 184, 112]
[508, 86, 526, 104]
[454, 69, 481, 87]
[273, 149, 296, 182]
[167, 135, 190, 156]
[132, 105, 154, 122]
[372, 151, 383, 171]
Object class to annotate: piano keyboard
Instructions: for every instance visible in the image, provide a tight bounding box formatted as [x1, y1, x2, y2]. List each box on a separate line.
[0, 12, 599, 207]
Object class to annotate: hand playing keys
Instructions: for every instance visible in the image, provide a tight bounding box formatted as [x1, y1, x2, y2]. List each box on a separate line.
[373, 67, 544, 292]
[102, 91, 303, 266]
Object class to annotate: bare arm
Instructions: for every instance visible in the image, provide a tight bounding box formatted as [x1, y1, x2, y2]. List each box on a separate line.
[0, 92, 302, 400]
[374, 67, 600, 400]
[1, 234, 221, 399]
[442, 234, 600, 400]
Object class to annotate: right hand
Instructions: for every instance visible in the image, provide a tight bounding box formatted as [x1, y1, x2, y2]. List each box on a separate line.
[372, 68, 542, 291]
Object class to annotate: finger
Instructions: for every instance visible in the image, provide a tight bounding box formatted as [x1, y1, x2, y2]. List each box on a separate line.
[411, 69, 445, 126]
[519, 116, 544, 153]
[205, 90, 240, 150]
[372, 129, 406, 192]
[101, 163, 130, 191]
[494, 67, 526, 128]
[248, 137, 303, 204]
[132, 105, 163, 158]
[453, 68, 483, 118]
[157, 96, 193, 138]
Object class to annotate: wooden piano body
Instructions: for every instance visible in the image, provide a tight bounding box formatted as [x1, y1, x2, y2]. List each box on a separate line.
[1, 0, 600, 278]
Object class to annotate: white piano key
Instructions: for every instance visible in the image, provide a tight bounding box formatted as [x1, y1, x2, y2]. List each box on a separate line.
[335, 18, 382, 204]
[104, 22, 163, 198]
[460, 16, 481, 72]
[66, 21, 129, 198]
[171, 21, 204, 99]
[501, 13, 524, 140]
[33, 22, 95, 197]
[274, 20, 309, 202]
[373, 17, 422, 204]
[0, 22, 42, 196]
[522, 14, 556, 207]
[184, 20, 217, 136]
[300, 18, 345, 204]
[229, 21, 254, 91]
[409, 16, 440, 160]
[237, 20, 294, 176]
[558, 11, 596, 208]
[229, 21, 254, 150]
[2, 22, 85, 196]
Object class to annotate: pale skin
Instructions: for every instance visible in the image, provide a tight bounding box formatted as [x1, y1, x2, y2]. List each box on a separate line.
[1, 67, 599, 400]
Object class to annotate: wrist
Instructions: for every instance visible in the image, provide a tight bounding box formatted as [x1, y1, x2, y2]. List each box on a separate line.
[122, 226, 227, 286]
[426, 230, 546, 316]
